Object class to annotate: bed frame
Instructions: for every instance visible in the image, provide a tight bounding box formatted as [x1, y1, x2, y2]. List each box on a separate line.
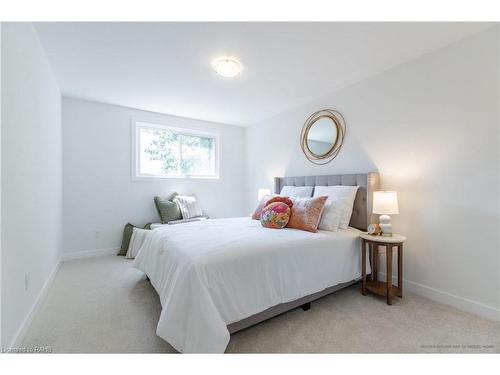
[227, 173, 379, 334]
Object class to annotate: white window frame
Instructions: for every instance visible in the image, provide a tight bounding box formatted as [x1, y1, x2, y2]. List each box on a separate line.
[132, 120, 220, 180]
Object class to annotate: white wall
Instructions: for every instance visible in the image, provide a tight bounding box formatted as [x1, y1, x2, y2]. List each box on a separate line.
[1, 23, 62, 347]
[62, 98, 246, 255]
[245, 27, 500, 319]
[0, 22, 3, 348]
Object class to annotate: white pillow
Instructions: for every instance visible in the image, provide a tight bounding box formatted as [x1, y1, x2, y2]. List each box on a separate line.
[280, 185, 314, 198]
[313, 185, 359, 229]
[174, 195, 203, 219]
[316, 197, 350, 232]
[126, 228, 150, 259]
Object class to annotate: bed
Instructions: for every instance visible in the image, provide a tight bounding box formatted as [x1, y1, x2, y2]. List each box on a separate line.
[133, 173, 379, 353]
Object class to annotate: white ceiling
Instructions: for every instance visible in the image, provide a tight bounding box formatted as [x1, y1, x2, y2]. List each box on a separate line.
[34, 22, 492, 126]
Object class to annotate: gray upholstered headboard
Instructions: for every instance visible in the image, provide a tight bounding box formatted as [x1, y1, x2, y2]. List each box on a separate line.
[274, 173, 380, 231]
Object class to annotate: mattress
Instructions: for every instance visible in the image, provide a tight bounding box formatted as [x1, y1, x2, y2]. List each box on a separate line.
[133, 217, 367, 353]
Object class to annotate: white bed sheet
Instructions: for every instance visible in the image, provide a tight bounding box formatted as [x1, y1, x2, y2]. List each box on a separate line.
[133, 217, 368, 353]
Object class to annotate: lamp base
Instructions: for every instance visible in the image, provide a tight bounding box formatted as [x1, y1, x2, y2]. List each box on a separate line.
[379, 214, 393, 236]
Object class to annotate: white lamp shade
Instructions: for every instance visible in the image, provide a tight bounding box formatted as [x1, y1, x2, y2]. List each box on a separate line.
[373, 191, 399, 215]
[257, 188, 271, 202]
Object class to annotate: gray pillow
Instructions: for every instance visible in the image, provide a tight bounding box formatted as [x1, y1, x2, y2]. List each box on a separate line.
[154, 192, 182, 224]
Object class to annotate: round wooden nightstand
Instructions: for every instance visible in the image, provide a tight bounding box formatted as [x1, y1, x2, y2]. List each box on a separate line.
[359, 233, 407, 305]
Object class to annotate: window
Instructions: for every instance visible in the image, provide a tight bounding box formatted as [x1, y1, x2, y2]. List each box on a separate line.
[133, 121, 219, 179]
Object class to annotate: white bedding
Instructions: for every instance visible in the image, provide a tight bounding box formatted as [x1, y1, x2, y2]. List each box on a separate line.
[133, 217, 367, 353]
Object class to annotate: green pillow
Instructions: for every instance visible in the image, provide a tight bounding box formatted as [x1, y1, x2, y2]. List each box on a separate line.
[118, 223, 152, 256]
[154, 193, 182, 224]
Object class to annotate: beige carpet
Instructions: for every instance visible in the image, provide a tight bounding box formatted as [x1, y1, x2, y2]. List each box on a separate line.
[22, 255, 500, 353]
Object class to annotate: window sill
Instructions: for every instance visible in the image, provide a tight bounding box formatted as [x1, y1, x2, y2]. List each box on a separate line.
[132, 174, 220, 181]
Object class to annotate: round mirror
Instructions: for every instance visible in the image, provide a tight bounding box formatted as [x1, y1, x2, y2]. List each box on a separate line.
[306, 116, 338, 157]
[300, 109, 346, 165]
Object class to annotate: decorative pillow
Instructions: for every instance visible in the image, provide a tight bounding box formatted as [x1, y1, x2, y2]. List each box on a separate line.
[287, 196, 328, 233]
[118, 223, 151, 256]
[317, 197, 350, 232]
[260, 202, 291, 229]
[174, 195, 203, 219]
[313, 185, 359, 229]
[252, 194, 278, 220]
[154, 193, 182, 224]
[280, 185, 314, 198]
[265, 196, 293, 209]
[126, 228, 150, 259]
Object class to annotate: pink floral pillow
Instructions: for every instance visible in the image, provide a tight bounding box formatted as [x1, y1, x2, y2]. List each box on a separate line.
[260, 202, 291, 229]
[265, 196, 293, 209]
[252, 194, 277, 220]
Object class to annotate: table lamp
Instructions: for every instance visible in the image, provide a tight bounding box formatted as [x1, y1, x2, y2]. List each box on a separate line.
[373, 191, 399, 236]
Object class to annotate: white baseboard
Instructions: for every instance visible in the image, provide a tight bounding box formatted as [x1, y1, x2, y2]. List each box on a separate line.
[6, 247, 119, 349]
[61, 247, 119, 262]
[8, 260, 61, 349]
[379, 272, 500, 322]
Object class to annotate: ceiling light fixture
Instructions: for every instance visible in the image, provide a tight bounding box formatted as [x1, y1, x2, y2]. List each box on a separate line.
[212, 56, 243, 78]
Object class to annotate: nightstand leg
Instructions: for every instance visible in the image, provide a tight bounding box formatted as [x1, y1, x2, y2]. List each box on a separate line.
[398, 244, 403, 298]
[361, 239, 367, 295]
[386, 244, 392, 305]
[369, 244, 373, 280]
[373, 246, 378, 281]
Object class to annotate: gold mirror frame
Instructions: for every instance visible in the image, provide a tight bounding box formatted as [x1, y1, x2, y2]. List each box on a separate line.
[300, 109, 346, 165]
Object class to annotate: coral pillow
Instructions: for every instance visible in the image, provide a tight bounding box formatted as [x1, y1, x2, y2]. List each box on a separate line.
[260, 202, 291, 229]
[287, 196, 328, 233]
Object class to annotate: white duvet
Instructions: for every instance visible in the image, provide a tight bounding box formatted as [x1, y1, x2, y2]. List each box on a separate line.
[133, 217, 367, 353]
